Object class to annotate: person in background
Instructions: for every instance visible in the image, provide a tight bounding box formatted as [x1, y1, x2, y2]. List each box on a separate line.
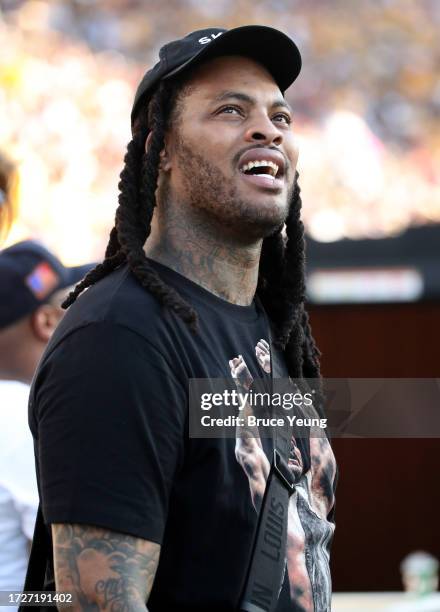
[0, 152, 19, 244]
[0, 240, 92, 607]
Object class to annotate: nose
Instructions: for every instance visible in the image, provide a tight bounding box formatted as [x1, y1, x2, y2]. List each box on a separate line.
[244, 115, 283, 147]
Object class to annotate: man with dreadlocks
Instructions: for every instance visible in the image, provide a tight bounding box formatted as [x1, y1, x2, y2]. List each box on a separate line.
[25, 26, 337, 612]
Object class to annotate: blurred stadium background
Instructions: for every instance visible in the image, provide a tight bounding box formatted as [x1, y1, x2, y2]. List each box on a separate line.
[2, 0, 439, 261]
[1, 0, 440, 605]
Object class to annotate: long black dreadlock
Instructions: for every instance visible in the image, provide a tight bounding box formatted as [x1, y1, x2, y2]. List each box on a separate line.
[64, 78, 198, 331]
[63, 76, 324, 403]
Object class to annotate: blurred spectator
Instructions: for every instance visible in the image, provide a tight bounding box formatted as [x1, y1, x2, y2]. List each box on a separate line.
[0, 241, 92, 604]
[0, 152, 19, 244]
[0, 380, 37, 610]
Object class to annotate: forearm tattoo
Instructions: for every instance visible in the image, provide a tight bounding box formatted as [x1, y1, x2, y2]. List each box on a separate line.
[52, 523, 160, 611]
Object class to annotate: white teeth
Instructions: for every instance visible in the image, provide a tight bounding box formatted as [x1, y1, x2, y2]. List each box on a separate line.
[240, 160, 279, 177]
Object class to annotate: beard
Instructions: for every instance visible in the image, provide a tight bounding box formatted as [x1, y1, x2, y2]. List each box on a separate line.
[169, 137, 293, 240]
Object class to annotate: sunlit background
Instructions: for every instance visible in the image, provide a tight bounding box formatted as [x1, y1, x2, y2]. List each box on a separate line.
[1, 0, 439, 266]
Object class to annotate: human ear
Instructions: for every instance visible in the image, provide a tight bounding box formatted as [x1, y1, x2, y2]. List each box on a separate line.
[31, 304, 63, 342]
[145, 131, 171, 171]
[159, 147, 172, 171]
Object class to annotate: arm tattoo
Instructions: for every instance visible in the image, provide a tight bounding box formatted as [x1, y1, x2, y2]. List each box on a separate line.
[52, 523, 160, 611]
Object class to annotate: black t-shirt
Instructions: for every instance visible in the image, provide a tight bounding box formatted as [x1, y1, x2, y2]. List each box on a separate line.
[29, 260, 337, 612]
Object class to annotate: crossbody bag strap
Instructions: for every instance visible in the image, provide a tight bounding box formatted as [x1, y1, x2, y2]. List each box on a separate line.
[239, 325, 296, 612]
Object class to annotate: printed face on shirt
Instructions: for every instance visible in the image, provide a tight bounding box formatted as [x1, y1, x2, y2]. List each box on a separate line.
[228, 340, 336, 611]
[157, 55, 299, 240]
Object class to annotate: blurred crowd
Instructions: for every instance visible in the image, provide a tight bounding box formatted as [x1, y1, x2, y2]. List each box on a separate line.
[1, 0, 439, 260]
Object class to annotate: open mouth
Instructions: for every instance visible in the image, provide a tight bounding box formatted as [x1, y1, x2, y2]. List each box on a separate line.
[237, 148, 286, 191]
[239, 160, 281, 181]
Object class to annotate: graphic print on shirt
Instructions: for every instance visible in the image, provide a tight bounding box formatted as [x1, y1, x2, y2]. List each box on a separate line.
[229, 339, 336, 612]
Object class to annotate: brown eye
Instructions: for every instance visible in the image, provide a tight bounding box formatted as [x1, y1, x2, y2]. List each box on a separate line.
[218, 105, 243, 116]
[273, 113, 291, 125]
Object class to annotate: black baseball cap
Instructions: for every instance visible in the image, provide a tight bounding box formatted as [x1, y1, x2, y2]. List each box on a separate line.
[131, 25, 302, 129]
[0, 240, 94, 330]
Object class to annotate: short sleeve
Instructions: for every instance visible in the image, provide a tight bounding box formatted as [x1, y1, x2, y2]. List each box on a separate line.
[33, 321, 187, 543]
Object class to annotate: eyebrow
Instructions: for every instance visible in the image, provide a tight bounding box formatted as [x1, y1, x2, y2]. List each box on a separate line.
[213, 90, 292, 113]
